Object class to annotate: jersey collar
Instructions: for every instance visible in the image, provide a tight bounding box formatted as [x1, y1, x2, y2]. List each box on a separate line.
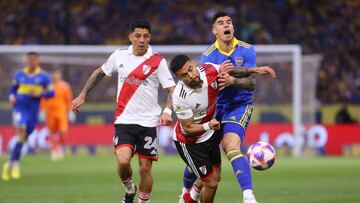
[23, 66, 41, 75]
[127, 45, 153, 59]
[215, 37, 239, 56]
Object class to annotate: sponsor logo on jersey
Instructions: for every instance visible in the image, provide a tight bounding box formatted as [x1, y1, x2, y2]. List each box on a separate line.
[119, 76, 149, 86]
[199, 165, 207, 175]
[142, 65, 151, 75]
[235, 57, 243, 66]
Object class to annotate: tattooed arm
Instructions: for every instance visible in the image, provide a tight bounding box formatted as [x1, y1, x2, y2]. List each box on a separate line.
[218, 66, 276, 91]
[72, 67, 107, 113]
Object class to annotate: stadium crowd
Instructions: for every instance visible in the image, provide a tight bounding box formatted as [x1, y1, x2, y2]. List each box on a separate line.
[0, 0, 359, 104]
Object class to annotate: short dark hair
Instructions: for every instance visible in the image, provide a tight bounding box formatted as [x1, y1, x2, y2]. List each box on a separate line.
[170, 54, 190, 74]
[211, 11, 230, 25]
[27, 52, 39, 56]
[130, 20, 151, 33]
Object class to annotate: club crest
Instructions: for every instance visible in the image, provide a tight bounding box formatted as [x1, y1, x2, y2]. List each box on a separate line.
[199, 165, 207, 175]
[142, 65, 151, 75]
[235, 57, 243, 66]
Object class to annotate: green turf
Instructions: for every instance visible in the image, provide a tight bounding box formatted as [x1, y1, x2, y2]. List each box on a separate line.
[0, 155, 360, 203]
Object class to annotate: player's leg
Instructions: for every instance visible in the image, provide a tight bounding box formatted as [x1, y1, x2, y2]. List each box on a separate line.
[46, 115, 59, 160]
[57, 112, 69, 160]
[135, 125, 158, 203]
[138, 158, 153, 203]
[114, 124, 137, 203]
[221, 105, 257, 202]
[179, 166, 198, 199]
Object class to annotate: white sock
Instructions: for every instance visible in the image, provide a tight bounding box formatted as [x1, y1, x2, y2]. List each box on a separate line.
[190, 185, 201, 200]
[243, 189, 255, 199]
[138, 191, 150, 203]
[122, 177, 136, 193]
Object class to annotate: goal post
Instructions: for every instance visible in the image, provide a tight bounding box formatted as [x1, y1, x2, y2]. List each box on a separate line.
[0, 44, 303, 156]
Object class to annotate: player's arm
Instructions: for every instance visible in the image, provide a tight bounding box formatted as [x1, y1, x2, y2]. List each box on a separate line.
[9, 80, 19, 105]
[178, 117, 220, 137]
[72, 67, 106, 113]
[157, 58, 177, 126]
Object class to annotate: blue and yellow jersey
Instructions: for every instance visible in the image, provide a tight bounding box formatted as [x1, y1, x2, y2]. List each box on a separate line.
[201, 38, 256, 107]
[10, 66, 53, 109]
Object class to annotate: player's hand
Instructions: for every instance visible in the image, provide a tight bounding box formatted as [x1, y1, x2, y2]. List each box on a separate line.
[9, 95, 16, 105]
[209, 119, 220, 130]
[219, 60, 233, 73]
[72, 94, 86, 113]
[218, 72, 235, 91]
[159, 112, 172, 126]
[253, 66, 276, 78]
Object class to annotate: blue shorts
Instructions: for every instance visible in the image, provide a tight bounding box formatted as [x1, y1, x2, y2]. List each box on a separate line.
[216, 104, 253, 143]
[12, 107, 38, 136]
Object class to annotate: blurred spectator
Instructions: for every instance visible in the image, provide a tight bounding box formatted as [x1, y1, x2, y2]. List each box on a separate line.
[335, 100, 357, 124]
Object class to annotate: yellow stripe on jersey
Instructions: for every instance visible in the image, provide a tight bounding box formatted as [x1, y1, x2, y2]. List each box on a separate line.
[17, 84, 44, 95]
[237, 40, 251, 49]
[203, 44, 216, 56]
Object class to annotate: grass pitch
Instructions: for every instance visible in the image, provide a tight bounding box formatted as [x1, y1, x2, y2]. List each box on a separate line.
[0, 154, 359, 203]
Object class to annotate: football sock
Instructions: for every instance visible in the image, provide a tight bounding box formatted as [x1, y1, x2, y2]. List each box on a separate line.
[138, 191, 150, 203]
[190, 185, 201, 200]
[243, 189, 255, 199]
[122, 177, 136, 193]
[183, 166, 197, 189]
[225, 148, 253, 191]
[10, 142, 23, 162]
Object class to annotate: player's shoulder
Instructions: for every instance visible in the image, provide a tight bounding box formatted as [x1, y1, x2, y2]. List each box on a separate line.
[202, 43, 216, 57]
[112, 47, 128, 56]
[173, 82, 189, 100]
[201, 62, 219, 73]
[235, 39, 253, 49]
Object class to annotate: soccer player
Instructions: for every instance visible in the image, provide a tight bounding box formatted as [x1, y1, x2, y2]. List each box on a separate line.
[172, 55, 275, 203]
[72, 21, 175, 203]
[1, 52, 54, 181]
[40, 70, 74, 161]
[180, 11, 276, 203]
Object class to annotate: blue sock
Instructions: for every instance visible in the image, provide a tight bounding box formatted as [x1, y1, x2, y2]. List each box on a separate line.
[183, 166, 197, 189]
[10, 142, 23, 162]
[226, 149, 253, 191]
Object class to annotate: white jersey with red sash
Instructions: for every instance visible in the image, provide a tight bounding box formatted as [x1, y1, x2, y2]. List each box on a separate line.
[101, 45, 175, 127]
[173, 63, 220, 144]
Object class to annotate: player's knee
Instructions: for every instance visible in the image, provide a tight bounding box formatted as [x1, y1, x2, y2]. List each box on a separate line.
[203, 178, 218, 190]
[138, 164, 152, 176]
[116, 155, 131, 167]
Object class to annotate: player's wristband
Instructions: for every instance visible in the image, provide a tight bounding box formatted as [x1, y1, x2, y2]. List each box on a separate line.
[163, 107, 172, 116]
[203, 122, 211, 131]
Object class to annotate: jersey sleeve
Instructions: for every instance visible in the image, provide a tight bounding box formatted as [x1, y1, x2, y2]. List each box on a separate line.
[243, 46, 256, 67]
[205, 63, 220, 73]
[156, 58, 176, 88]
[173, 95, 193, 120]
[9, 71, 20, 97]
[201, 54, 211, 64]
[101, 49, 119, 76]
[41, 73, 55, 98]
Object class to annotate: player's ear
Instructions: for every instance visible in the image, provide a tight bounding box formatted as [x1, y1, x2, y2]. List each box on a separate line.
[212, 27, 217, 35]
